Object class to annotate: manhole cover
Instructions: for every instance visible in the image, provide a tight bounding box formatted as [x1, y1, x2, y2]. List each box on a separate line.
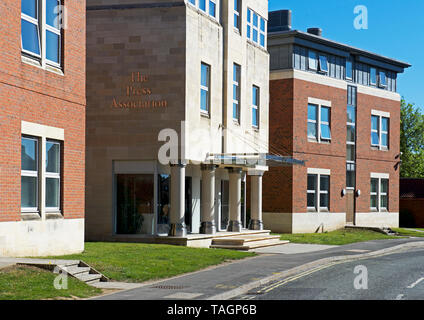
[150, 285, 188, 290]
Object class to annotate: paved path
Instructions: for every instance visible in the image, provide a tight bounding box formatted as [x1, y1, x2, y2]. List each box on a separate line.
[235, 248, 424, 300]
[251, 243, 337, 254]
[92, 238, 424, 300]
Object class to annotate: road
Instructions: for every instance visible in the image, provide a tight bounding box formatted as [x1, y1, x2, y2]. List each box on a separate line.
[235, 248, 424, 300]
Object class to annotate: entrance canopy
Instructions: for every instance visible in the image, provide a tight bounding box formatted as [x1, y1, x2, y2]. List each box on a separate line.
[206, 153, 305, 168]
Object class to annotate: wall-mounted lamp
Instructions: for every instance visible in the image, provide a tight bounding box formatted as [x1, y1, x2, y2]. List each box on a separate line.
[355, 189, 361, 197]
[341, 189, 346, 197]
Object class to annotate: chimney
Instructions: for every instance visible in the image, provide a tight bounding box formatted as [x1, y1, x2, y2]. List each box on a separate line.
[268, 10, 292, 32]
[307, 28, 323, 37]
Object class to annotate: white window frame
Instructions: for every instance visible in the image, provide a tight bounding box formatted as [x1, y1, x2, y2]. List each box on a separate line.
[307, 168, 331, 212]
[307, 98, 332, 143]
[308, 50, 317, 71]
[246, 8, 266, 48]
[371, 110, 390, 150]
[370, 173, 389, 212]
[378, 70, 387, 88]
[318, 54, 329, 74]
[187, 0, 219, 20]
[200, 62, 210, 115]
[45, 140, 61, 212]
[21, 136, 40, 213]
[21, 0, 42, 58]
[233, 0, 241, 32]
[21, 0, 62, 68]
[233, 63, 241, 122]
[252, 85, 259, 128]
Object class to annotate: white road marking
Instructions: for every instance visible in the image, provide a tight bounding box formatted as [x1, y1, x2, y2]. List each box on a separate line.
[407, 277, 424, 289]
[164, 292, 204, 299]
[396, 294, 404, 300]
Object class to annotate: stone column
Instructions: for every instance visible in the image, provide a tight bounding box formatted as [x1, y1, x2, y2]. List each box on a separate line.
[248, 172, 264, 230]
[169, 163, 187, 237]
[200, 164, 216, 234]
[227, 168, 242, 232]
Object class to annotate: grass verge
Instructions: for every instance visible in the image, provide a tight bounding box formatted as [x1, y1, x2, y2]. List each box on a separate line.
[47, 242, 255, 283]
[392, 228, 424, 238]
[277, 228, 401, 245]
[0, 265, 102, 300]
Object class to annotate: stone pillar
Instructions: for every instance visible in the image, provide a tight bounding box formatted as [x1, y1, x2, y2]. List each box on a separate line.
[227, 168, 242, 232]
[248, 172, 264, 230]
[200, 164, 216, 234]
[169, 163, 187, 237]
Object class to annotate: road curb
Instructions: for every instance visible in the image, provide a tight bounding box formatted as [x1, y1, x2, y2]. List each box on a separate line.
[206, 240, 424, 300]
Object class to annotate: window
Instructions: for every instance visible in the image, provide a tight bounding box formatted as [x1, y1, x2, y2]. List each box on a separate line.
[233, 63, 241, 122]
[379, 70, 387, 88]
[370, 67, 377, 85]
[370, 177, 389, 211]
[307, 104, 331, 142]
[21, 137, 39, 212]
[246, 8, 266, 48]
[45, 141, 60, 211]
[189, 0, 217, 19]
[346, 58, 353, 80]
[21, 0, 62, 67]
[318, 54, 328, 73]
[252, 85, 259, 128]
[200, 63, 210, 114]
[371, 114, 389, 150]
[234, 0, 240, 31]
[308, 50, 317, 70]
[307, 173, 330, 212]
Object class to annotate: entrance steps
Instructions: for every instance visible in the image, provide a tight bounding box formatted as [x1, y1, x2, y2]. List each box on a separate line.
[210, 232, 289, 251]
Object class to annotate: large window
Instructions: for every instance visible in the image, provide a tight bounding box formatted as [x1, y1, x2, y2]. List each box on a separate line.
[246, 8, 266, 48]
[346, 104, 356, 188]
[378, 70, 387, 88]
[370, 177, 389, 212]
[189, 0, 217, 19]
[307, 173, 330, 212]
[346, 58, 353, 80]
[21, 137, 39, 212]
[307, 104, 331, 142]
[370, 67, 377, 85]
[252, 85, 259, 128]
[371, 114, 389, 150]
[45, 140, 60, 210]
[200, 62, 210, 114]
[233, 63, 241, 122]
[21, 0, 62, 67]
[308, 50, 317, 70]
[318, 54, 329, 73]
[234, 0, 240, 31]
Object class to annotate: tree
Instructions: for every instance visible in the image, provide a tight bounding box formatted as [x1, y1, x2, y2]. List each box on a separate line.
[400, 99, 424, 178]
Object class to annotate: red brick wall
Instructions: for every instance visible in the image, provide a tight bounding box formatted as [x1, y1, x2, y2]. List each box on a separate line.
[0, 0, 86, 221]
[262, 77, 400, 216]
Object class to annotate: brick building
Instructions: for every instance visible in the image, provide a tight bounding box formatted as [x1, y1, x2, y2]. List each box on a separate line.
[0, 0, 86, 256]
[262, 10, 410, 233]
[400, 178, 424, 228]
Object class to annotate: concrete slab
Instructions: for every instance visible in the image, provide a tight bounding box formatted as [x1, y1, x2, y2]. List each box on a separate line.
[90, 282, 144, 290]
[0, 262, 15, 270]
[251, 243, 337, 254]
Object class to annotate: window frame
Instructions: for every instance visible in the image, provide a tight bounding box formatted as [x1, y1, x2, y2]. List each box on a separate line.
[307, 171, 330, 212]
[21, 136, 40, 213]
[233, 0, 241, 32]
[232, 63, 241, 123]
[307, 99, 332, 143]
[200, 62, 211, 115]
[45, 0, 62, 67]
[21, 0, 42, 58]
[370, 67, 377, 86]
[345, 58, 353, 80]
[378, 70, 387, 88]
[252, 85, 259, 128]
[308, 50, 317, 71]
[189, 0, 219, 20]
[45, 139, 61, 212]
[246, 8, 266, 48]
[318, 54, 329, 74]
[370, 175, 389, 212]
[371, 112, 390, 150]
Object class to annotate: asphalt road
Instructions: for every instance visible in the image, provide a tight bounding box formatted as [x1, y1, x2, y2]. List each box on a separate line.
[236, 248, 424, 300]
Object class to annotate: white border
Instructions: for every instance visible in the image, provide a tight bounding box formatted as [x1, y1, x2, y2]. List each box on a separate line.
[371, 109, 390, 118]
[307, 168, 331, 175]
[370, 172, 389, 179]
[308, 97, 332, 107]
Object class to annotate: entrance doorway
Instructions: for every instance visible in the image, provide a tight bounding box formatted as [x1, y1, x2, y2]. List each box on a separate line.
[346, 190, 355, 224]
[220, 180, 229, 230]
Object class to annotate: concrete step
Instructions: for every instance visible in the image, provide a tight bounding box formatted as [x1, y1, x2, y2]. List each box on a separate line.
[63, 266, 91, 276]
[210, 238, 289, 250]
[75, 273, 102, 284]
[212, 235, 280, 246]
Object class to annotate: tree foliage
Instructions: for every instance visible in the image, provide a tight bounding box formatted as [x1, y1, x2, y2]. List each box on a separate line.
[400, 99, 424, 178]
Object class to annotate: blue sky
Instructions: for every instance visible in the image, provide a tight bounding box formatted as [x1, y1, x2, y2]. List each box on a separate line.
[269, 0, 423, 109]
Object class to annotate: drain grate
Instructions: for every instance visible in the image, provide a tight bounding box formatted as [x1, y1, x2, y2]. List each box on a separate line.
[150, 284, 188, 290]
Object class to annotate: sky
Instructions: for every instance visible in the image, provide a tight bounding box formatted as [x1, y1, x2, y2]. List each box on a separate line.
[269, 0, 424, 110]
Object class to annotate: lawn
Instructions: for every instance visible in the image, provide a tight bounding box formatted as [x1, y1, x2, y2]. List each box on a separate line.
[47, 242, 255, 283]
[277, 228, 401, 245]
[0, 265, 101, 300]
[392, 228, 424, 238]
